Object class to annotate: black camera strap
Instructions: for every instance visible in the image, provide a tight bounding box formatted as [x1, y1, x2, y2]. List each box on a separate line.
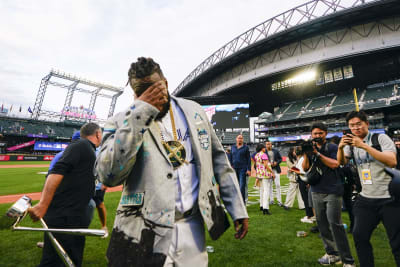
[350, 133, 381, 192]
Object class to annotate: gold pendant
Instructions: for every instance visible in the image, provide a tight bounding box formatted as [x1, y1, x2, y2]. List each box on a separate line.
[163, 140, 187, 169]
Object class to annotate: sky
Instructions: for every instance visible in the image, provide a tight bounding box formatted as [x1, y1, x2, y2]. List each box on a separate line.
[0, 0, 307, 120]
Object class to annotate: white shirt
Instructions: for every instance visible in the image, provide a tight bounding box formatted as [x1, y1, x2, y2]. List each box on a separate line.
[296, 156, 307, 182]
[158, 99, 199, 213]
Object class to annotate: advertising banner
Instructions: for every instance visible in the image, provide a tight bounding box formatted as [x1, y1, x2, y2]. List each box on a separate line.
[0, 155, 55, 161]
[267, 129, 385, 143]
[6, 141, 36, 151]
[27, 134, 48, 138]
[34, 141, 69, 151]
[0, 155, 10, 161]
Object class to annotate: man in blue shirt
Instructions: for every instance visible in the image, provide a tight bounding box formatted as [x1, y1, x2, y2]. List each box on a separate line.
[228, 134, 251, 204]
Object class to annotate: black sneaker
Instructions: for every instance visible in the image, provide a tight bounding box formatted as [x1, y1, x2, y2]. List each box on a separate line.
[283, 206, 290, 211]
[310, 225, 319, 233]
[263, 209, 271, 215]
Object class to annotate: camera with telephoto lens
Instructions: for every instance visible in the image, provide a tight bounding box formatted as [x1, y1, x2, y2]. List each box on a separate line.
[301, 140, 314, 154]
[300, 137, 323, 154]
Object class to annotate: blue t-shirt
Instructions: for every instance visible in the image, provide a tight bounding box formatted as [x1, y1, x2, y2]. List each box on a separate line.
[49, 151, 64, 171]
[311, 143, 343, 195]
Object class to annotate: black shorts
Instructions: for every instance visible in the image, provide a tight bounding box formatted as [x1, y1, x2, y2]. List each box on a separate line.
[93, 189, 105, 207]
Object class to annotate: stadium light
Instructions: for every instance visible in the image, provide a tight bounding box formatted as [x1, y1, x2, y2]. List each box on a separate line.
[292, 71, 316, 83]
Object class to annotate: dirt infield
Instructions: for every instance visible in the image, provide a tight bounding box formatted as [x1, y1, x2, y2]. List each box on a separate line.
[0, 185, 123, 204]
[0, 166, 288, 204]
[0, 164, 50, 168]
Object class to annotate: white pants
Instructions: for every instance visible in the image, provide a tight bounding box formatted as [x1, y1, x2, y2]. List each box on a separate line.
[284, 182, 305, 209]
[245, 175, 249, 203]
[259, 178, 273, 210]
[269, 170, 281, 204]
[164, 213, 208, 267]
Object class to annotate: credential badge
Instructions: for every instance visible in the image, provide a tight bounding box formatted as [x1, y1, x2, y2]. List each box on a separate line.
[197, 128, 209, 150]
[120, 192, 144, 206]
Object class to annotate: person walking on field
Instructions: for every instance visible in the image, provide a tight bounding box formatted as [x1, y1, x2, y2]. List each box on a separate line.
[303, 122, 355, 267]
[254, 143, 275, 215]
[229, 134, 251, 204]
[96, 57, 248, 266]
[28, 123, 102, 267]
[338, 111, 400, 267]
[283, 147, 305, 210]
[265, 140, 283, 206]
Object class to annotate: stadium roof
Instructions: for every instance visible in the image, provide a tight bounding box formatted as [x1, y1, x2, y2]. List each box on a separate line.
[173, 0, 400, 97]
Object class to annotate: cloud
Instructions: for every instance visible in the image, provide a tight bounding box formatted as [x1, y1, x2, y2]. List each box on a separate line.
[0, 0, 307, 118]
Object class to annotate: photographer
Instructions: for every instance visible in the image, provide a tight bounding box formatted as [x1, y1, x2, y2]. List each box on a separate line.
[303, 122, 355, 267]
[338, 111, 399, 267]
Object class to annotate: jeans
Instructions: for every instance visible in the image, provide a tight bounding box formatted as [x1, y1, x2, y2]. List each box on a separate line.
[234, 168, 247, 204]
[312, 192, 354, 264]
[353, 196, 400, 267]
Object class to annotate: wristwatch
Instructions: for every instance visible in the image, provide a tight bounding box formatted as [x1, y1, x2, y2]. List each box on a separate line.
[316, 152, 321, 158]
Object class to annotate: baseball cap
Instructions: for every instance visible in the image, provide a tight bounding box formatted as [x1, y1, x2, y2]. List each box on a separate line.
[72, 131, 81, 140]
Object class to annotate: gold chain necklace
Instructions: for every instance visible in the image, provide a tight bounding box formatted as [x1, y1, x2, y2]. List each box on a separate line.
[157, 105, 189, 169]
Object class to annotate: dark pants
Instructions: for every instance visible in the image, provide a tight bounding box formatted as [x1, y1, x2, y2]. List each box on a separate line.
[39, 216, 87, 267]
[234, 168, 247, 204]
[342, 183, 354, 232]
[312, 192, 354, 264]
[353, 196, 400, 267]
[298, 179, 313, 217]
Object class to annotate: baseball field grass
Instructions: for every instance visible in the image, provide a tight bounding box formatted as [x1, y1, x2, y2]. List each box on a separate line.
[0, 161, 395, 266]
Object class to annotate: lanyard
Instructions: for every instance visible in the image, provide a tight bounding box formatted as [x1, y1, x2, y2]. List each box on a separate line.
[355, 133, 371, 168]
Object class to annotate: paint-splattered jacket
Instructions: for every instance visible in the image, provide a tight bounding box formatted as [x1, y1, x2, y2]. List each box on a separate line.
[96, 96, 248, 266]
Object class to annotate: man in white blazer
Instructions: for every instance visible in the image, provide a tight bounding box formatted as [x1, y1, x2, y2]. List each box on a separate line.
[96, 57, 249, 267]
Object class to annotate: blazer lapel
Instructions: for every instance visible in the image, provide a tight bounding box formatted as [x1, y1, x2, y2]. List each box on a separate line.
[172, 96, 203, 172]
[147, 121, 171, 165]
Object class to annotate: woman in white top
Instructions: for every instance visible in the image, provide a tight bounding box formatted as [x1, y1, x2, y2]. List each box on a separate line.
[283, 147, 305, 210]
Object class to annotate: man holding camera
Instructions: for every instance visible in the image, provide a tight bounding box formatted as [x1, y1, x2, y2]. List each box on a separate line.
[303, 122, 355, 267]
[338, 111, 400, 267]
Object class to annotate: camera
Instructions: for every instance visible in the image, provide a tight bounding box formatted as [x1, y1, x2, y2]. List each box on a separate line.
[300, 140, 315, 153]
[342, 129, 352, 136]
[295, 146, 303, 156]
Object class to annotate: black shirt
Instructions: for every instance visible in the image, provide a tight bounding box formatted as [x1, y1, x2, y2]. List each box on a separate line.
[311, 143, 343, 195]
[47, 139, 96, 217]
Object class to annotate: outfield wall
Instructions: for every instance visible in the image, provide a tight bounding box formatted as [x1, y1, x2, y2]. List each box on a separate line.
[0, 154, 54, 161]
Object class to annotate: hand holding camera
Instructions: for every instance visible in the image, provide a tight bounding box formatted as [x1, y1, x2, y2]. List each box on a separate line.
[301, 138, 321, 156]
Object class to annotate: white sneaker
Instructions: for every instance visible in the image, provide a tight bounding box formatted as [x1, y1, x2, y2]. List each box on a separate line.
[101, 226, 109, 239]
[311, 216, 317, 222]
[300, 216, 314, 224]
[318, 253, 342, 265]
[343, 264, 355, 267]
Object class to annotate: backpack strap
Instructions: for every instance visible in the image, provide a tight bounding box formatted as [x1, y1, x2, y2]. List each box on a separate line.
[371, 133, 382, 152]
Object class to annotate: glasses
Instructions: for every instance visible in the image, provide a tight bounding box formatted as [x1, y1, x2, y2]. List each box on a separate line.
[349, 122, 363, 129]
